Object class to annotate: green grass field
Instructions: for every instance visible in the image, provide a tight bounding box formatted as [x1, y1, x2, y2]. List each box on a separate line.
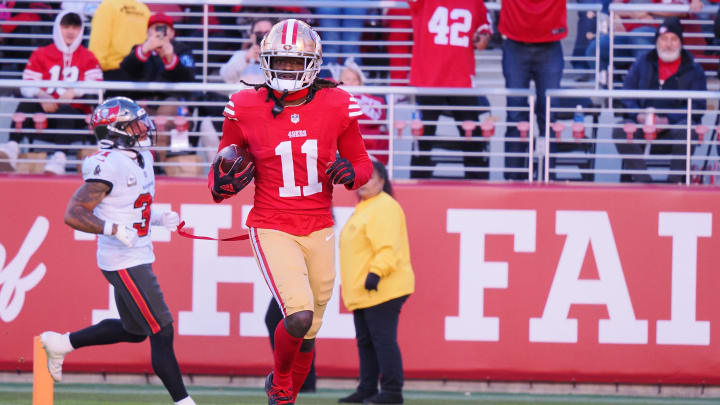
[1, 384, 719, 405]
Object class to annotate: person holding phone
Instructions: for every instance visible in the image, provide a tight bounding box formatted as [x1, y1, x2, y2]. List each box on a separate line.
[219, 18, 275, 86]
[119, 12, 196, 169]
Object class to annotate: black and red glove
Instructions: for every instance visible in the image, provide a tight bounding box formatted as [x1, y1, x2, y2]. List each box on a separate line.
[325, 156, 355, 187]
[211, 158, 255, 202]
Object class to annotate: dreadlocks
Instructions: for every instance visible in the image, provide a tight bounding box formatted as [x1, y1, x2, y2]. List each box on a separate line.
[240, 78, 340, 118]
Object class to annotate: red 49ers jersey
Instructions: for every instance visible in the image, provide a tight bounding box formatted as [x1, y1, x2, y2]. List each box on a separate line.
[23, 43, 103, 98]
[408, 0, 490, 88]
[216, 87, 373, 236]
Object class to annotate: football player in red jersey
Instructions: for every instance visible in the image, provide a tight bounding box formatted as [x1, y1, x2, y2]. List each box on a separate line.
[208, 19, 373, 405]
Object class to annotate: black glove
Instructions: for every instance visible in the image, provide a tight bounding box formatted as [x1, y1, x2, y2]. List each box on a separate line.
[364, 273, 380, 291]
[325, 157, 355, 186]
[212, 158, 255, 200]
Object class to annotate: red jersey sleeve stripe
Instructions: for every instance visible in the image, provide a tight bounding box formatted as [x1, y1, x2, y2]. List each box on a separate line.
[249, 227, 287, 316]
[117, 269, 162, 334]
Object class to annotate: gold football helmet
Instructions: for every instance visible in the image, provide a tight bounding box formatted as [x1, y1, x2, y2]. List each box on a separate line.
[260, 19, 322, 92]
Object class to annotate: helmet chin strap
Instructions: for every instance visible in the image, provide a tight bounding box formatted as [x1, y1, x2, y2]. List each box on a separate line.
[268, 89, 290, 118]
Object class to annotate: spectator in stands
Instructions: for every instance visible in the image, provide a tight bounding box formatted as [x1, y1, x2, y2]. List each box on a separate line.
[384, 6, 412, 85]
[585, 0, 703, 77]
[219, 18, 274, 86]
[332, 58, 389, 165]
[571, 0, 609, 75]
[338, 159, 414, 405]
[89, 0, 150, 81]
[11, 10, 103, 175]
[315, 1, 367, 67]
[408, 0, 492, 180]
[119, 12, 196, 168]
[612, 17, 706, 183]
[0, 2, 56, 76]
[500, 0, 567, 180]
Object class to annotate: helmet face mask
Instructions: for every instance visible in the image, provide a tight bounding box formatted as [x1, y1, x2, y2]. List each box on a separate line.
[91, 97, 156, 149]
[260, 19, 322, 92]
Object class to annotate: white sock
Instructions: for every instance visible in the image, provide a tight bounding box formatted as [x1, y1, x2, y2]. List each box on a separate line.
[60, 332, 74, 353]
[175, 396, 196, 405]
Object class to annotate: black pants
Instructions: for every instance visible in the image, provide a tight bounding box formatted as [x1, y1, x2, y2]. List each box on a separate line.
[612, 121, 695, 183]
[354, 295, 409, 396]
[410, 95, 489, 179]
[11, 102, 94, 150]
[264, 299, 316, 391]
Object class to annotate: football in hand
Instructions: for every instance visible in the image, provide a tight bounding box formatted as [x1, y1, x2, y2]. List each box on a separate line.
[215, 144, 253, 175]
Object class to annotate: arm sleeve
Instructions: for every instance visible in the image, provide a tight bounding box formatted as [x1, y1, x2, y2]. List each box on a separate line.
[365, 205, 404, 278]
[88, 2, 114, 71]
[219, 51, 249, 84]
[619, 61, 641, 120]
[81, 154, 117, 193]
[20, 51, 43, 98]
[77, 51, 103, 97]
[119, 45, 147, 79]
[337, 119, 372, 190]
[475, 0, 492, 35]
[162, 43, 194, 82]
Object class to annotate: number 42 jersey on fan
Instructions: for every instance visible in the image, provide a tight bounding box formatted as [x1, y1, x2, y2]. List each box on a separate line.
[82, 149, 156, 271]
[408, 0, 491, 88]
[219, 86, 372, 236]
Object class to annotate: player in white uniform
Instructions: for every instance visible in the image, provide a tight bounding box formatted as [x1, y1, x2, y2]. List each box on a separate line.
[40, 97, 197, 405]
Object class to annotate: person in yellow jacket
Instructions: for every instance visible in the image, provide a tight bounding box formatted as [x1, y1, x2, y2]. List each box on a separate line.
[89, 0, 150, 80]
[339, 159, 414, 405]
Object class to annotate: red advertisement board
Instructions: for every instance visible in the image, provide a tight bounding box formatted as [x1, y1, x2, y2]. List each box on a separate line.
[1, 175, 719, 384]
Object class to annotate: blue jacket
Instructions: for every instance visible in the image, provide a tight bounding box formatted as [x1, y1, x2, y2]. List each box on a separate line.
[620, 49, 706, 125]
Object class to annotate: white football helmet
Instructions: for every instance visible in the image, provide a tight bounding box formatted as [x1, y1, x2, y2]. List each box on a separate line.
[260, 19, 322, 92]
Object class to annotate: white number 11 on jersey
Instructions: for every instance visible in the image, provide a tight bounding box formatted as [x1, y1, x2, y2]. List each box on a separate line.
[275, 139, 322, 197]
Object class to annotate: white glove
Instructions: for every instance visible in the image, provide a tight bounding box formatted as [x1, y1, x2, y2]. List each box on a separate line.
[150, 208, 180, 231]
[159, 211, 180, 231]
[114, 225, 138, 248]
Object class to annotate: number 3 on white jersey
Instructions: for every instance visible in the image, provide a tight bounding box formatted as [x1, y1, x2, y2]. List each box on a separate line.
[428, 6, 472, 47]
[276, 139, 323, 197]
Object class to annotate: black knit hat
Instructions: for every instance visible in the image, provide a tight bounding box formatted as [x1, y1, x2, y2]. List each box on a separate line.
[656, 17, 683, 43]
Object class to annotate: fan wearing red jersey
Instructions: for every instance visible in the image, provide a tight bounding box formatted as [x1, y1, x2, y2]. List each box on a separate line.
[208, 19, 372, 405]
[12, 11, 103, 150]
[407, 0, 493, 179]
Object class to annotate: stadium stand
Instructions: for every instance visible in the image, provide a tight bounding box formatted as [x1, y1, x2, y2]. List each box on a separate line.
[0, 0, 718, 184]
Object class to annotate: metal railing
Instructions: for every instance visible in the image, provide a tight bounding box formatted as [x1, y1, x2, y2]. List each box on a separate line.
[0, 0, 603, 87]
[545, 88, 720, 185]
[0, 79, 539, 180]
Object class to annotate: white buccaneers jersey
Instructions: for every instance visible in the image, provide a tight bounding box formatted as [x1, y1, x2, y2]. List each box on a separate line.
[81, 149, 155, 271]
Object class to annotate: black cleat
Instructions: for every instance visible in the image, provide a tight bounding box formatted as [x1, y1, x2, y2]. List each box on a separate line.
[265, 372, 295, 405]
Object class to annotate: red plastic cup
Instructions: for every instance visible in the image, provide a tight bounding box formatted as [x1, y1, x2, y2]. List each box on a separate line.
[393, 120, 406, 137]
[461, 120, 476, 138]
[12, 112, 26, 130]
[517, 121, 530, 138]
[154, 115, 169, 132]
[479, 120, 495, 138]
[32, 113, 47, 131]
[552, 122, 565, 139]
[410, 117, 423, 138]
[643, 124, 656, 141]
[571, 122, 585, 139]
[623, 123, 637, 141]
[695, 124, 709, 142]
